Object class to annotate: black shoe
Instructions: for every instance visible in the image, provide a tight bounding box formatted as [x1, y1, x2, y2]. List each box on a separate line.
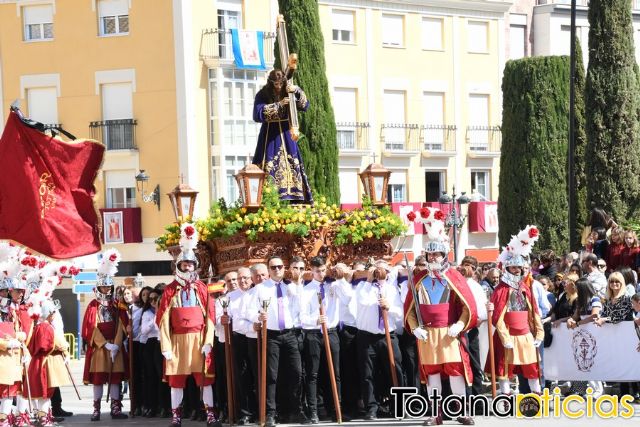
[146, 409, 157, 418]
[265, 415, 276, 427]
[237, 415, 251, 425]
[52, 408, 73, 417]
[310, 412, 320, 424]
[364, 410, 377, 421]
[133, 407, 142, 417]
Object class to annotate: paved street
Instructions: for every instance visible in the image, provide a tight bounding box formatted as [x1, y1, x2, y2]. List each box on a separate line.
[51, 360, 640, 426]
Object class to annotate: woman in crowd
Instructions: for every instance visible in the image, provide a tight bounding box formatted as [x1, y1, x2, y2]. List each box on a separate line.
[132, 286, 152, 416]
[568, 263, 583, 277]
[140, 288, 170, 418]
[593, 227, 609, 261]
[537, 275, 556, 309]
[605, 228, 625, 273]
[616, 266, 638, 297]
[567, 278, 603, 396]
[551, 274, 578, 328]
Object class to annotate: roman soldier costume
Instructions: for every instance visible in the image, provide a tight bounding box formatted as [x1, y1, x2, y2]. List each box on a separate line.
[81, 249, 129, 421]
[404, 207, 478, 426]
[155, 224, 218, 427]
[484, 225, 544, 395]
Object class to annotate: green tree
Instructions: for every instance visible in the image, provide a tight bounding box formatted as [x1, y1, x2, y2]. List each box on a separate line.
[499, 56, 583, 253]
[572, 38, 588, 250]
[585, 0, 640, 220]
[276, 0, 340, 204]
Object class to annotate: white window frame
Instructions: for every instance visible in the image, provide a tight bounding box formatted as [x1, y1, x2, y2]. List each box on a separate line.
[382, 14, 404, 48]
[218, 8, 242, 60]
[471, 170, 491, 201]
[387, 170, 407, 203]
[332, 9, 355, 44]
[467, 20, 489, 54]
[224, 155, 253, 203]
[106, 187, 137, 209]
[97, 0, 130, 36]
[22, 4, 54, 42]
[421, 17, 443, 51]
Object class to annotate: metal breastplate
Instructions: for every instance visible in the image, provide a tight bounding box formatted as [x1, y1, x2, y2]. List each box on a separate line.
[508, 288, 527, 312]
[99, 305, 115, 322]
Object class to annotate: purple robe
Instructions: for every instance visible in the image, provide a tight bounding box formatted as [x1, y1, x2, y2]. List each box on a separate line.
[252, 87, 313, 203]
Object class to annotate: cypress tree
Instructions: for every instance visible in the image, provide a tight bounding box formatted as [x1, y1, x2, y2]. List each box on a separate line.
[276, 0, 341, 204]
[585, 0, 640, 220]
[572, 38, 588, 250]
[499, 57, 576, 253]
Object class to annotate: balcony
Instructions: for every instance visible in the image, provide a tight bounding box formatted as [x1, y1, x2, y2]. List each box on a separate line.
[420, 125, 457, 157]
[536, 0, 588, 5]
[90, 119, 137, 150]
[380, 123, 420, 156]
[336, 122, 369, 154]
[200, 28, 276, 68]
[466, 125, 501, 157]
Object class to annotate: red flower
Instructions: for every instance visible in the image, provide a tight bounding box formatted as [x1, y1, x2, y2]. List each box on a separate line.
[69, 267, 80, 276]
[184, 226, 195, 237]
[38, 260, 47, 269]
[406, 211, 417, 222]
[31, 314, 39, 320]
[59, 266, 68, 275]
[420, 207, 431, 218]
[109, 253, 118, 262]
[528, 227, 539, 238]
[434, 210, 446, 221]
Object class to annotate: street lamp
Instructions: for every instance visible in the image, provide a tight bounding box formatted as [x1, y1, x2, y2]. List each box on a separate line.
[135, 170, 160, 210]
[167, 179, 199, 221]
[438, 185, 470, 264]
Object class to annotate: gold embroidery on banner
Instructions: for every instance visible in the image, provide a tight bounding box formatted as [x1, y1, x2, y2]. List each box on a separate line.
[296, 89, 308, 109]
[39, 172, 56, 219]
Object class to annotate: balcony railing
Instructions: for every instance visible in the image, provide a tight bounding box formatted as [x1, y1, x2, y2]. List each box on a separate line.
[536, 0, 588, 6]
[380, 123, 420, 152]
[90, 119, 137, 150]
[466, 125, 501, 153]
[420, 125, 457, 153]
[336, 122, 369, 150]
[200, 28, 276, 65]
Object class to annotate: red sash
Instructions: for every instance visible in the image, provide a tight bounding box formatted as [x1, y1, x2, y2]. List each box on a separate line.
[504, 311, 530, 336]
[0, 322, 15, 339]
[97, 321, 116, 341]
[420, 303, 450, 328]
[170, 307, 204, 334]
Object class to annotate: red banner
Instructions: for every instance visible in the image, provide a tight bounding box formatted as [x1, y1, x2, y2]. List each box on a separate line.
[0, 112, 104, 258]
[468, 201, 499, 233]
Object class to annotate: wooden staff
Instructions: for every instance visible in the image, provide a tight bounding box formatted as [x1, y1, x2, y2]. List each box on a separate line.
[64, 357, 82, 400]
[200, 288, 211, 402]
[20, 342, 33, 413]
[259, 298, 270, 427]
[128, 305, 135, 417]
[380, 297, 399, 387]
[486, 300, 497, 398]
[317, 292, 342, 424]
[221, 298, 235, 425]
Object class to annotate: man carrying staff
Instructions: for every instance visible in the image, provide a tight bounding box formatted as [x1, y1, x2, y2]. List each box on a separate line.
[81, 249, 129, 422]
[485, 225, 544, 396]
[404, 207, 477, 426]
[156, 224, 219, 427]
[299, 257, 352, 424]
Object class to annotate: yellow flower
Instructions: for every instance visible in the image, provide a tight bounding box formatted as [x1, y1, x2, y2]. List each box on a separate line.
[258, 227, 264, 232]
[305, 221, 310, 226]
[316, 222, 322, 228]
[366, 231, 373, 238]
[264, 187, 271, 194]
[241, 207, 247, 213]
[380, 228, 386, 234]
[246, 230, 251, 235]
[244, 218, 251, 225]
[253, 219, 259, 225]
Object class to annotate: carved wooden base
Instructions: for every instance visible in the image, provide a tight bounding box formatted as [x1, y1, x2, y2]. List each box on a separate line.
[167, 230, 393, 277]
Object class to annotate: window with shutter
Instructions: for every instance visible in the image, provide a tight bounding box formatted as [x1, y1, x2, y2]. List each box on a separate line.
[332, 10, 354, 43]
[467, 21, 488, 53]
[422, 17, 443, 51]
[382, 14, 403, 47]
[23, 5, 54, 41]
[98, 0, 129, 36]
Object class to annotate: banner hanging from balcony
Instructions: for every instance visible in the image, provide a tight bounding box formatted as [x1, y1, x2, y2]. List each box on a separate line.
[468, 201, 498, 233]
[0, 111, 104, 259]
[231, 29, 267, 70]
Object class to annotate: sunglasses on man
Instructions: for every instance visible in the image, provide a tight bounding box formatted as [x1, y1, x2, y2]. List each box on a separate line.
[270, 265, 284, 271]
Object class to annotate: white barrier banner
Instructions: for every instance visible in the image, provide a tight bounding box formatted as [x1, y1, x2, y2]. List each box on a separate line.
[543, 321, 640, 381]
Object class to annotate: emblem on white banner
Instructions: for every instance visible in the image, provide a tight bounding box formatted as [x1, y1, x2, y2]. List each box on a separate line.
[571, 329, 597, 372]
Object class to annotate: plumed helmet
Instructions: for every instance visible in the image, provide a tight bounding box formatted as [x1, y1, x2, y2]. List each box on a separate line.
[176, 223, 199, 269]
[419, 207, 450, 255]
[498, 225, 540, 270]
[95, 249, 120, 302]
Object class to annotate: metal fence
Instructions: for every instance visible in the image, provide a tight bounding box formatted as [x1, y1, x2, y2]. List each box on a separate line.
[90, 119, 137, 150]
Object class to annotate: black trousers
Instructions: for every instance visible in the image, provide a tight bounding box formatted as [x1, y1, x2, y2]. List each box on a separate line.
[356, 330, 404, 414]
[232, 332, 256, 419]
[265, 330, 302, 417]
[466, 328, 483, 396]
[214, 339, 227, 411]
[144, 338, 170, 411]
[399, 332, 419, 388]
[51, 388, 62, 410]
[339, 326, 360, 415]
[304, 329, 340, 414]
[132, 341, 144, 410]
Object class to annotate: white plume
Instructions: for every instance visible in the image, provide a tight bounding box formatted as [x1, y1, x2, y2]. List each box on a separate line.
[98, 248, 121, 277]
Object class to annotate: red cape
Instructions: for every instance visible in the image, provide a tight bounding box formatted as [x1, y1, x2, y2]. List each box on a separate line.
[81, 299, 129, 384]
[403, 267, 479, 384]
[26, 322, 54, 398]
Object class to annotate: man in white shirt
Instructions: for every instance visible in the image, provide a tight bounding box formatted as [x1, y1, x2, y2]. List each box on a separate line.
[221, 267, 255, 425]
[582, 253, 607, 298]
[355, 266, 404, 420]
[300, 257, 352, 423]
[244, 256, 305, 427]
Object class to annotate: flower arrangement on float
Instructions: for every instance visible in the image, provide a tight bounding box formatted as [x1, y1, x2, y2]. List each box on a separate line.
[155, 180, 406, 251]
